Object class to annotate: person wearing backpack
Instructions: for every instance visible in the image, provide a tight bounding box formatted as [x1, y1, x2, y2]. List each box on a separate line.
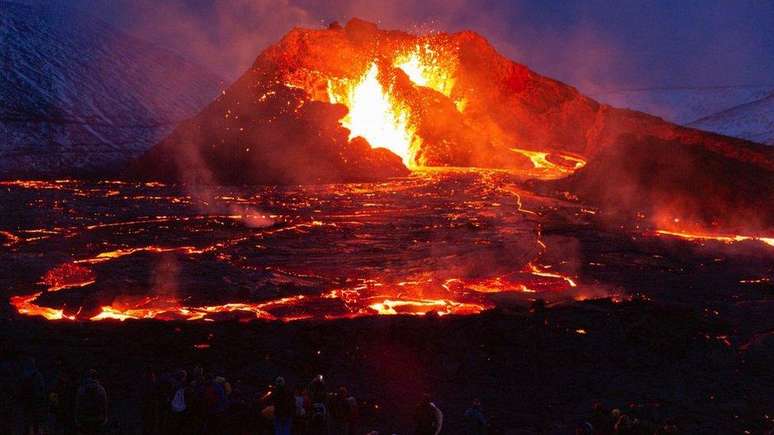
[308, 375, 328, 435]
[167, 369, 188, 434]
[75, 369, 108, 435]
[293, 384, 311, 435]
[201, 375, 227, 433]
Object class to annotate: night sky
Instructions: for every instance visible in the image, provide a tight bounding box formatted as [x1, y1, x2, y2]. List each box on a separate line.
[29, 0, 774, 92]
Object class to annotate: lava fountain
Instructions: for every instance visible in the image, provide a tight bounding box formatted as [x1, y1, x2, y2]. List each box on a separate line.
[328, 62, 419, 166]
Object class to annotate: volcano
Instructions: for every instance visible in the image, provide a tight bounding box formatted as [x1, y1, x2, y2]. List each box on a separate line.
[135, 19, 774, 231]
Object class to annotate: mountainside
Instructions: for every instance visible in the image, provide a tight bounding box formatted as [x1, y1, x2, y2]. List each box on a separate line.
[137, 19, 774, 181]
[592, 85, 774, 125]
[689, 92, 774, 145]
[0, 2, 222, 177]
[592, 85, 774, 145]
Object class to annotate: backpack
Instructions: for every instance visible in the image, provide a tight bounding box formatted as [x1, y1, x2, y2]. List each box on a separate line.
[171, 387, 186, 413]
[202, 383, 224, 414]
[77, 382, 106, 421]
[312, 402, 327, 420]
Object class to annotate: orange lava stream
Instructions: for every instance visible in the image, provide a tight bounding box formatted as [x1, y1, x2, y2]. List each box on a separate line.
[10, 261, 583, 322]
[509, 148, 587, 179]
[655, 229, 774, 248]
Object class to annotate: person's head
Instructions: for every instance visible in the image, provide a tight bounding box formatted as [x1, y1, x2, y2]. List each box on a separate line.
[177, 369, 188, 383]
[275, 376, 286, 388]
[295, 384, 306, 395]
[21, 356, 36, 372]
[610, 408, 621, 420]
[338, 386, 348, 397]
[313, 374, 324, 385]
[472, 398, 481, 408]
[85, 369, 98, 381]
[192, 365, 203, 380]
[575, 421, 593, 435]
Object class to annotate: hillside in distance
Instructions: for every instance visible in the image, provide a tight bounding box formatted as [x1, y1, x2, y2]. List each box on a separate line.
[593, 85, 774, 145]
[0, 2, 223, 177]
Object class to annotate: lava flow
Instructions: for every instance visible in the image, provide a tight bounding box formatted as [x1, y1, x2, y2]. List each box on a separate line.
[655, 229, 774, 248]
[3, 173, 588, 322]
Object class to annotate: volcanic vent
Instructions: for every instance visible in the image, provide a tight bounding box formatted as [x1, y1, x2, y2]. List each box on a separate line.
[136, 18, 601, 183]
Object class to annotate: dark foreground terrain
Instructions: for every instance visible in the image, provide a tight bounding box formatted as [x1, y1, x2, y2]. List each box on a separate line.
[1, 302, 772, 434]
[1, 171, 773, 433]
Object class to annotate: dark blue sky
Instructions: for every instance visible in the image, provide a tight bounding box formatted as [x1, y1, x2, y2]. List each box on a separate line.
[36, 0, 774, 92]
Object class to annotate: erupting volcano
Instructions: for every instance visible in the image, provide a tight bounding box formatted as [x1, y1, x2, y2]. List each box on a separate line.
[4, 9, 774, 433]
[5, 19, 774, 324]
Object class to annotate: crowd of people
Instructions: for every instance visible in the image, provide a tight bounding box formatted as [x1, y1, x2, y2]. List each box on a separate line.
[575, 403, 679, 435]
[5, 356, 452, 435]
[10, 357, 108, 435]
[4, 356, 683, 435]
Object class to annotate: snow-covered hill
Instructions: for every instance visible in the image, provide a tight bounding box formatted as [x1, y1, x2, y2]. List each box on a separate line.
[592, 85, 774, 146]
[688, 92, 774, 145]
[0, 2, 223, 177]
[591, 85, 773, 125]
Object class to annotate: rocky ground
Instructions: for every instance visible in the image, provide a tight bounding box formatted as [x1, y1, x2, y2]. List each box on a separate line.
[1, 298, 772, 434]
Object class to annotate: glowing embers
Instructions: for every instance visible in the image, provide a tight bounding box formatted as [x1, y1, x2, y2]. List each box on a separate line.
[328, 63, 419, 167]
[393, 44, 456, 98]
[41, 263, 96, 292]
[654, 229, 774, 248]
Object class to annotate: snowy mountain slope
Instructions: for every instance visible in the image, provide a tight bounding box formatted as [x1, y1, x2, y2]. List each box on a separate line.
[591, 85, 774, 125]
[0, 2, 223, 176]
[688, 92, 774, 145]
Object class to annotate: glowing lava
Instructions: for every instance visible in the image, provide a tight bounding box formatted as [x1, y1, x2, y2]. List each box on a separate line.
[510, 148, 587, 179]
[328, 63, 418, 166]
[655, 229, 774, 248]
[394, 45, 456, 97]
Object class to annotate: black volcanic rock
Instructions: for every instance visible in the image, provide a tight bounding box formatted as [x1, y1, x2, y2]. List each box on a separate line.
[133, 76, 408, 184]
[540, 134, 774, 231]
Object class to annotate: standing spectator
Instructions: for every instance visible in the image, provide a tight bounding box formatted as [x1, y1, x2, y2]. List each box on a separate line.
[308, 375, 328, 435]
[201, 374, 228, 433]
[414, 394, 443, 435]
[271, 377, 294, 435]
[75, 369, 108, 435]
[50, 357, 76, 435]
[141, 366, 160, 435]
[166, 369, 188, 434]
[464, 398, 487, 435]
[19, 356, 47, 435]
[293, 384, 311, 435]
[329, 386, 357, 435]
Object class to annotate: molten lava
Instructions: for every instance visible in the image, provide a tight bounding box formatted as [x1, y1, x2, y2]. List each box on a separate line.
[328, 62, 418, 166]
[655, 229, 774, 248]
